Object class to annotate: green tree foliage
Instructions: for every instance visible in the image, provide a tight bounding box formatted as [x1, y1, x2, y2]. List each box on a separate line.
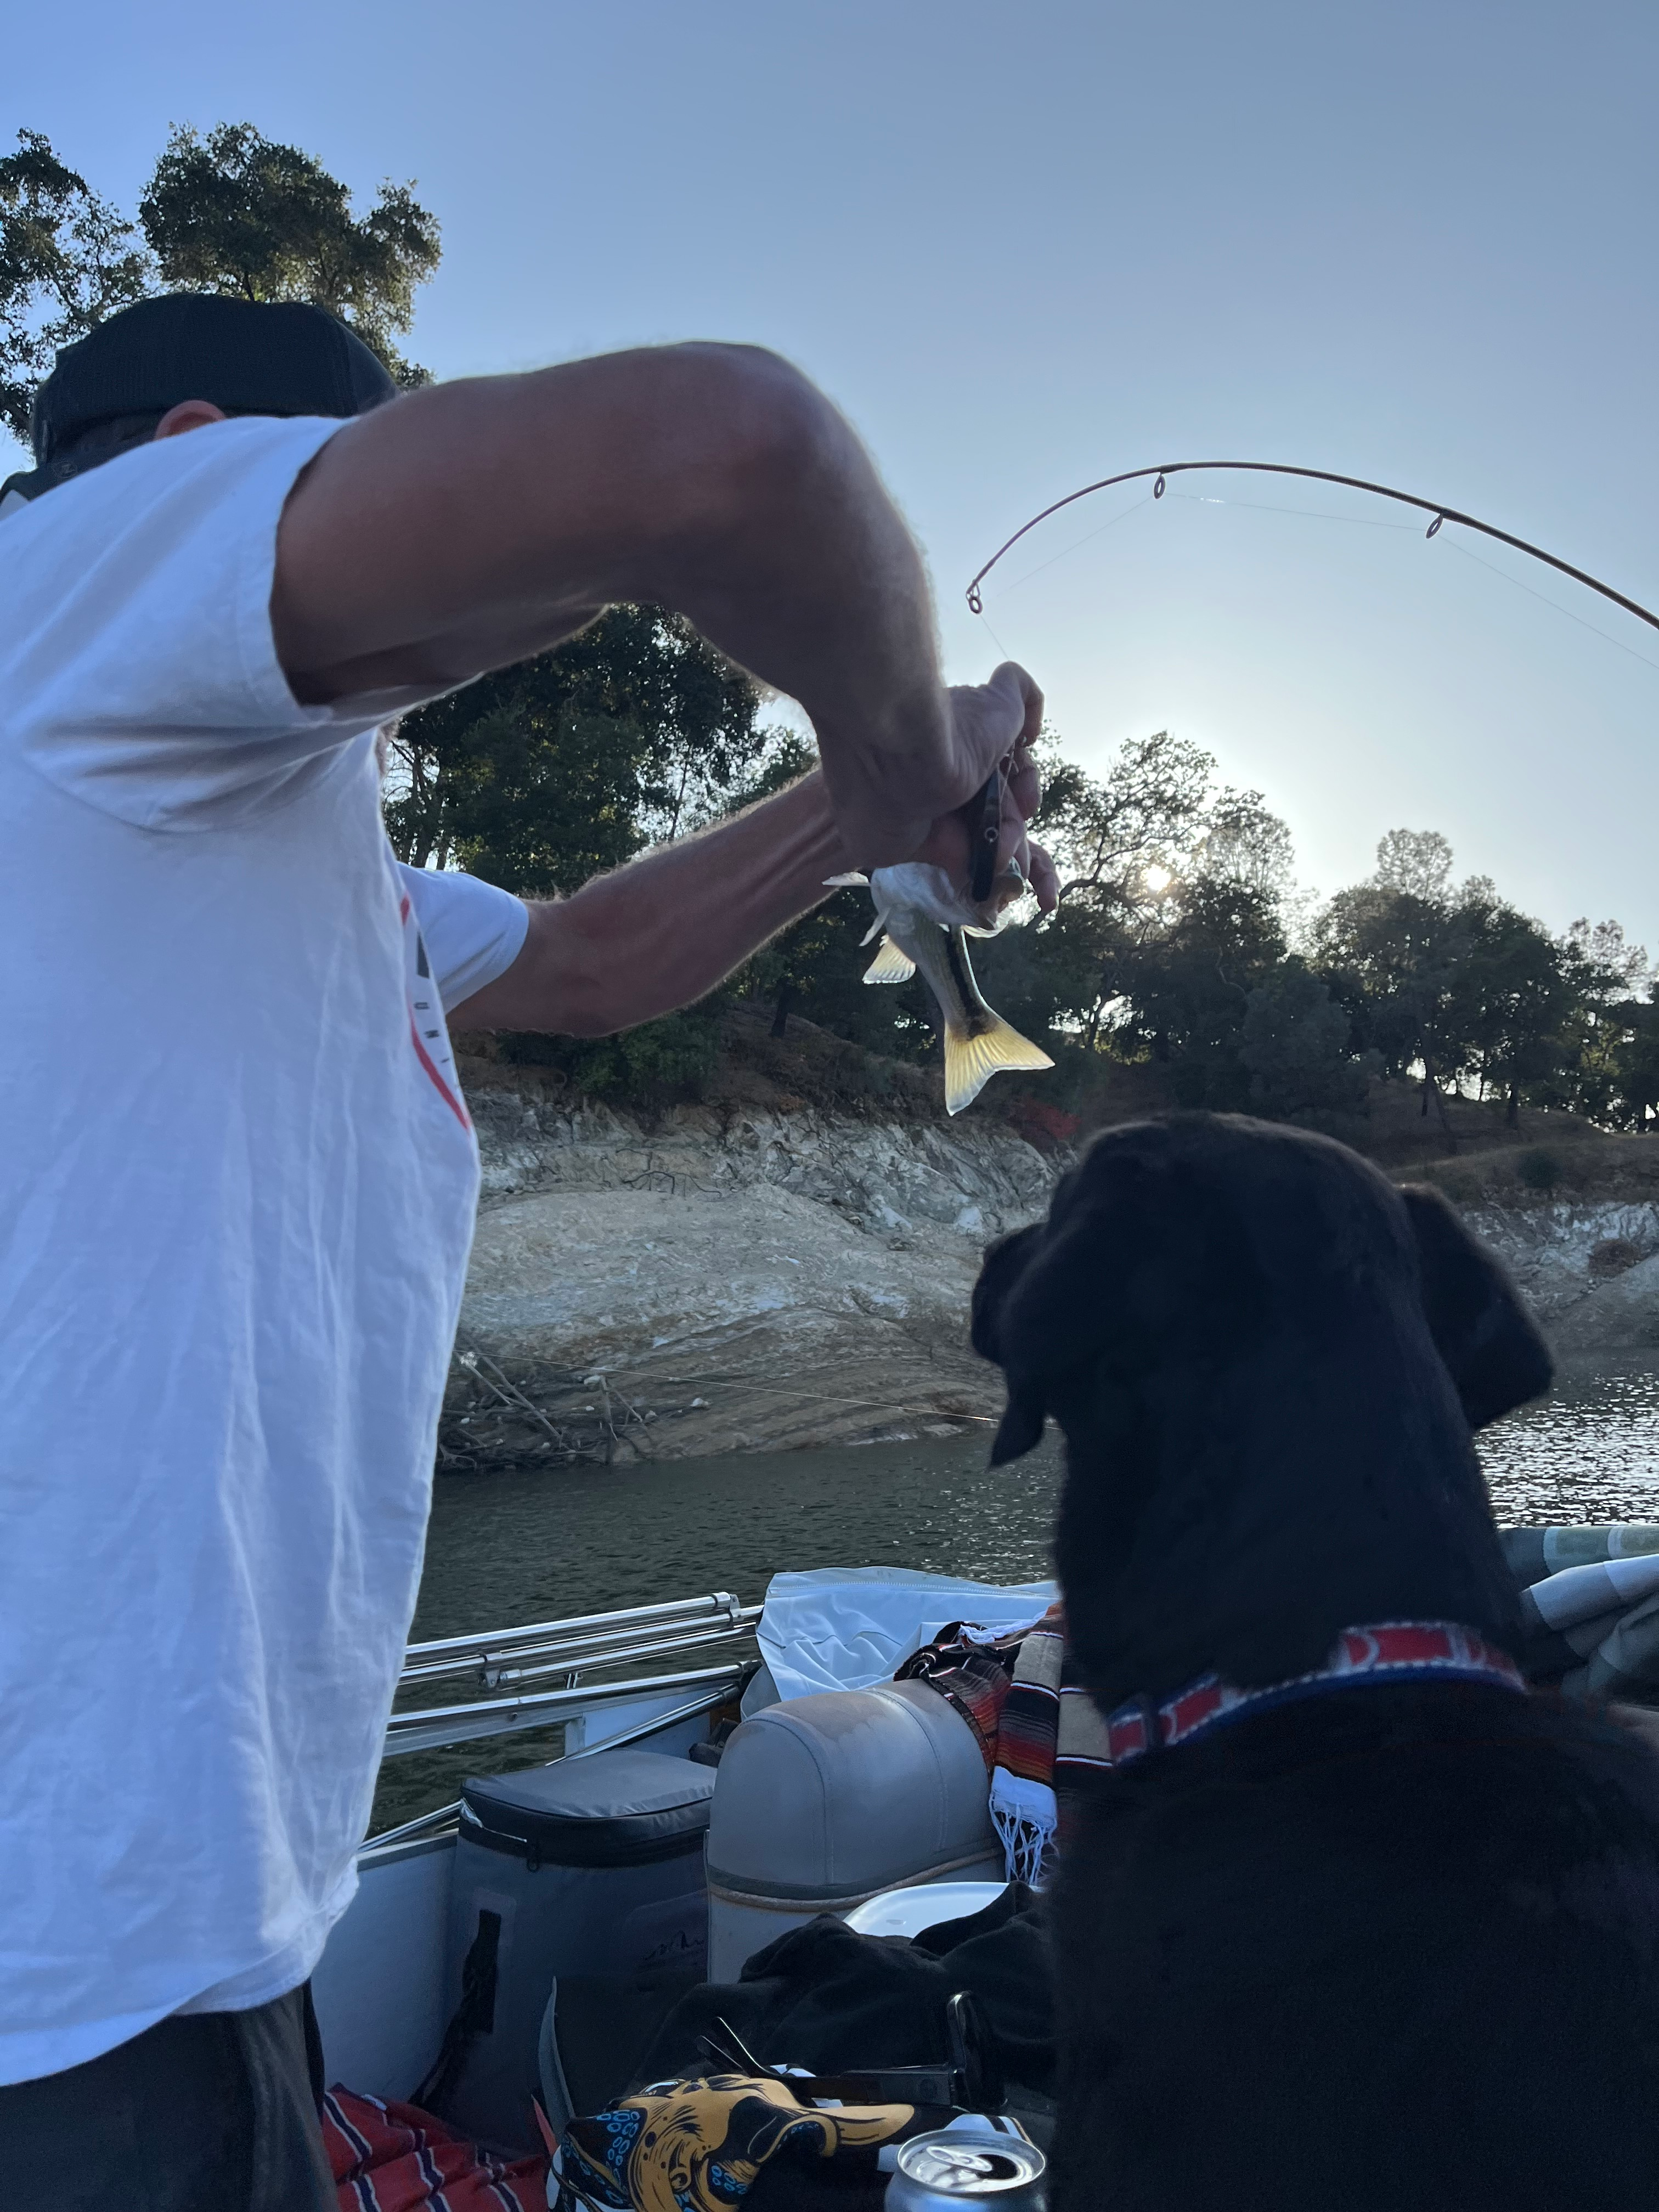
[1115, 877, 1289, 1108]
[1027, 728, 1213, 1046]
[1314, 881, 1474, 1094]
[1242, 962, 1379, 1124]
[139, 124, 439, 383]
[0, 131, 152, 440]
[1, 121, 439, 443]
[1311, 838, 1656, 1135]
[1373, 826, 1454, 902]
[383, 606, 790, 890]
[1549, 920, 1657, 1129]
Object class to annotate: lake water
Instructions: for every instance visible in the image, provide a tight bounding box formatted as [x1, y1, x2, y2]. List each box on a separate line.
[372, 1352, 1659, 1832]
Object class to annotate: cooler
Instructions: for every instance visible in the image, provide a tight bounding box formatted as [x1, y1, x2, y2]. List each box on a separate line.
[436, 1747, 715, 2150]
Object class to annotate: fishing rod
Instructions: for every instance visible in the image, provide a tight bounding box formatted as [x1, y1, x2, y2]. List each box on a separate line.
[963, 461, 1659, 637]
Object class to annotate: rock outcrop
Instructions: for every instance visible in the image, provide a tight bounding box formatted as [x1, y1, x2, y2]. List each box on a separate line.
[454, 1092, 1066, 1457]
[1464, 1199, 1659, 1353]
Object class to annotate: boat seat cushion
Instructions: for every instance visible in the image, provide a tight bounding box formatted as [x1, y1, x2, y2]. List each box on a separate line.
[462, 1748, 714, 1869]
[708, 1679, 997, 1905]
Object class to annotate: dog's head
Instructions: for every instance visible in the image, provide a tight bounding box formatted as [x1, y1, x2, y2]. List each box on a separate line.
[974, 1115, 1549, 1691]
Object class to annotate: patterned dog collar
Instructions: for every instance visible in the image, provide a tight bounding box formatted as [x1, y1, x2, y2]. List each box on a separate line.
[1104, 1621, 1527, 1767]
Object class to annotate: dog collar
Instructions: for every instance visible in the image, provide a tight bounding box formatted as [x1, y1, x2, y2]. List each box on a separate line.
[1104, 1621, 1527, 1767]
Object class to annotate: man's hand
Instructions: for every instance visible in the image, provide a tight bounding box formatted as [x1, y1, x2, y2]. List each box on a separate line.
[269, 341, 1041, 870]
[907, 667, 1058, 913]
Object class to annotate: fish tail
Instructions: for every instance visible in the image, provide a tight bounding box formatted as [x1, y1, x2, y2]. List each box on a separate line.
[943, 1012, 1055, 1116]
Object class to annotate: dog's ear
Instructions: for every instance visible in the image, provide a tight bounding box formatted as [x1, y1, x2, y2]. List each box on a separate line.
[970, 1224, 1044, 1365]
[1399, 1183, 1553, 1429]
[973, 1154, 1204, 1465]
[990, 1384, 1048, 1466]
[971, 1226, 1050, 1462]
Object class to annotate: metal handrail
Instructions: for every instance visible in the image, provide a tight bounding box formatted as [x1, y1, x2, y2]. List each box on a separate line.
[470, 1616, 761, 1692]
[398, 1609, 760, 1691]
[403, 1590, 748, 1666]
[382, 1660, 749, 1758]
[397, 1592, 755, 1687]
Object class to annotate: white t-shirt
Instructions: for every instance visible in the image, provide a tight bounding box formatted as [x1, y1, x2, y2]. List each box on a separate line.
[0, 417, 528, 2084]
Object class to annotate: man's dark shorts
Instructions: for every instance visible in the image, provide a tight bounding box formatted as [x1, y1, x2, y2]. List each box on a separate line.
[0, 1983, 335, 2211]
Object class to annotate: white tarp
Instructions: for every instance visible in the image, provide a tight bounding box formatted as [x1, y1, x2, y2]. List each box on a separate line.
[758, 1565, 1057, 1702]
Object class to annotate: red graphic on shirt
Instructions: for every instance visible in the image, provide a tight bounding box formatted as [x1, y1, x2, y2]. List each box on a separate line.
[400, 893, 472, 1130]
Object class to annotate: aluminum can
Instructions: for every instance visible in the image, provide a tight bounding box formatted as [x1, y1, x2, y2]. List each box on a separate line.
[886, 2129, 1047, 2209]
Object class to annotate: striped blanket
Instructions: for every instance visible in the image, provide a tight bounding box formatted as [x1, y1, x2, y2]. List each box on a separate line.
[897, 1607, 1109, 1884]
[324, 2087, 546, 2211]
[1502, 1524, 1659, 1706]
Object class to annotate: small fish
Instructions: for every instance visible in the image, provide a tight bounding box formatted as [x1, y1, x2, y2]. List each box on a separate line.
[825, 861, 1054, 1115]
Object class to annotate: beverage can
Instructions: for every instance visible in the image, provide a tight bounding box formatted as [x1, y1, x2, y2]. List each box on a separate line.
[885, 2129, 1048, 2209]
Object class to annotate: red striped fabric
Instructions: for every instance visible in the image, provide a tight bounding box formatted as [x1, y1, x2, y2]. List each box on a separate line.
[324, 2086, 548, 2212]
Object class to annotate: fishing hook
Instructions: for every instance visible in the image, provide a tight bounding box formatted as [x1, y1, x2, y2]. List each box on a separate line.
[963, 462, 1659, 636]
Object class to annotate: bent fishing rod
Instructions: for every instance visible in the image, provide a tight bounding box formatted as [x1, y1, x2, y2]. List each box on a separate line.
[958, 458, 1659, 904]
[963, 460, 1659, 636]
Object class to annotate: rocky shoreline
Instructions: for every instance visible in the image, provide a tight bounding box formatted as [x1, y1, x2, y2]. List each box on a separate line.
[445, 1090, 1066, 1462]
[444, 1092, 1659, 1464]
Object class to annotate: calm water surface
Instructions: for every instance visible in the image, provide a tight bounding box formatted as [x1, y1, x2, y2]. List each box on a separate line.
[374, 1355, 1659, 1831]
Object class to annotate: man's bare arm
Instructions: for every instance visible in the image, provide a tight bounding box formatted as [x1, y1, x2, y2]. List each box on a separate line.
[445, 770, 854, 1036]
[269, 343, 1039, 866]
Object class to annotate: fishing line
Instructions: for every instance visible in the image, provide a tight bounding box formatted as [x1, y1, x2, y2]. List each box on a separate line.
[1166, 489, 1419, 532]
[995, 492, 1159, 597]
[973, 606, 1018, 662]
[971, 493, 1155, 687]
[965, 461, 1659, 644]
[1439, 537, 1659, 676]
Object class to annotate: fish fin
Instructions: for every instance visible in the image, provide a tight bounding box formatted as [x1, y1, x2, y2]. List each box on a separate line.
[859, 917, 887, 947]
[823, 872, 869, 888]
[943, 1014, 1055, 1115]
[862, 934, 917, 984]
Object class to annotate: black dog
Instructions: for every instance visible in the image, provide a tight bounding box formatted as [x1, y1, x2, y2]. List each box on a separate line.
[973, 1114, 1659, 2212]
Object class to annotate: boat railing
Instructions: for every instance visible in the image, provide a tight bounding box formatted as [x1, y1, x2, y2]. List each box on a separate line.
[395, 1589, 759, 1692]
[369, 1590, 764, 1853]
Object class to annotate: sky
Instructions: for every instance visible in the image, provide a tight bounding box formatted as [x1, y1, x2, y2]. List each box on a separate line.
[11, 1, 1659, 938]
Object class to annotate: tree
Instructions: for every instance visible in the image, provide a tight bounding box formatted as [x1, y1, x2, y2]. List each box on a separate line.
[1198, 786, 1295, 901]
[1240, 961, 1376, 1124]
[1312, 834, 1635, 1141]
[1448, 892, 1577, 1127]
[1116, 877, 1288, 1108]
[1040, 728, 1215, 904]
[0, 131, 152, 441]
[383, 606, 789, 893]
[1553, 919, 1656, 1128]
[2, 121, 440, 445]
[1029, 729, 1217, 1047]
[1313, 881, 1472, 1136]
[1374, 827, 1454, 903]
[139, 124, 439, 383]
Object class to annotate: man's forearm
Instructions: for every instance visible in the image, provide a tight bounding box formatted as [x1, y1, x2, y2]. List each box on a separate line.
[273, 345, 963, 863]
[446, 770, 854, 1036]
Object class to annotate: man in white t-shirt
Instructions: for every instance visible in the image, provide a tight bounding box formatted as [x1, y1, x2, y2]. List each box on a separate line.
[0, 292, 1051, 2207]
